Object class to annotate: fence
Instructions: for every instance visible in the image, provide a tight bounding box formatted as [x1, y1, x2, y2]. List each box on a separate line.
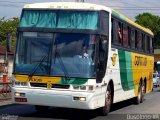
[0, 75, 12, 100]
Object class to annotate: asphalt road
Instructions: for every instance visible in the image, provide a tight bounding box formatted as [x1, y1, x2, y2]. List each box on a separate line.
[0, 87, 160, 120]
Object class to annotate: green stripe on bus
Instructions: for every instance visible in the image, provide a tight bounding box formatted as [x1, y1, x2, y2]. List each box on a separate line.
[118, 50, 134, 91]
[58, 77, 88, 85]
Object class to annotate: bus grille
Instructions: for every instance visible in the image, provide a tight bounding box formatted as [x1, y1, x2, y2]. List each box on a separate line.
[52, 84, 70, 89]
[30, 83, 70, 89]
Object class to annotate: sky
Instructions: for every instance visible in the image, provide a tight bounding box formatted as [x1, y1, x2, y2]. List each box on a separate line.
[0, 0, 160, 21]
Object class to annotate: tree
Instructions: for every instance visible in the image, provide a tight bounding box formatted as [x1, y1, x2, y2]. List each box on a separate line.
[0, 17, 19, 49]
[135, 13, 160, 48]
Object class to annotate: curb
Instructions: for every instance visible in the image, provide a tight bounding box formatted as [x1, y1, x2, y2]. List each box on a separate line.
[0, 99, 13, 108]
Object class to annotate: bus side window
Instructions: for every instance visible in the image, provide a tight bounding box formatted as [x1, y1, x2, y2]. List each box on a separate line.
[151, 37, 154, 53]
[111, 18, 114, 44]
[112, 19, 120, 45]
[112, 19, 119, 45]
[112, 19, 122, 46]
[118, 22, 122, 45]
[135, 30, 142, 50]
[131, 29, 135, 49]
[135, 30, 138, 49]
[147, 36, 150, 52]
[144, 35, 147, 52]
[97, 36, 108, 81]
[137, 31, 142, 50]
[149, 37, 153, 53]
[145, 35, 150, 53]
[128, 26, 131, 48]
[123, 24, 128, 48]
[141, 33, 145, 52]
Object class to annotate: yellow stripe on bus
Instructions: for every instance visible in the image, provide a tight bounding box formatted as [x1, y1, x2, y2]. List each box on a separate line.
[15, 75, 61, 83]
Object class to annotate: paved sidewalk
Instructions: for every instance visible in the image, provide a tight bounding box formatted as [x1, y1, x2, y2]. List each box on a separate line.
[0, 99, 12, 107]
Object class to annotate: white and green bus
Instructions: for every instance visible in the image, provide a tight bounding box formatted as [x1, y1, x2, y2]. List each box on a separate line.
[12, 2, 154, 115]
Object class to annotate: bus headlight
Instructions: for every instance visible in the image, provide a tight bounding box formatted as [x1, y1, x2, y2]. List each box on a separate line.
[14, 92, 26, 97]
[79, 97, 86, 101]
[21, 82, 28, 86]
[73, 85, 87, 90]
[14, 80, 21, 86]
[73, 85, 79, 90]
[73, 96, 86, 101]
[13, 80, 28, 87]
[80, 85, 86, 90]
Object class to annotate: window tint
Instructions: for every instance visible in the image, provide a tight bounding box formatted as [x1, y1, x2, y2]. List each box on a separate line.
[111, 16, 153, 55]
[147, 36, 150, 52]
[128, 26, 131, 48]
[149, 37, 153, 53]
[118, 22, 123, 44]
[135, 30, 137, 49]
[123, 24, 128, 47]
[100, 11, 109, 35]
[131, 29, 135, 49]
[137, 32, 142, 50]
[112, 19, 122, 45]
[142, 33, 145, 51]
[144, 35, 147, 52]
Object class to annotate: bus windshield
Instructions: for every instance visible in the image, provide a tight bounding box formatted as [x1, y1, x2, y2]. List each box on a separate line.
[14, 32, 96, 78]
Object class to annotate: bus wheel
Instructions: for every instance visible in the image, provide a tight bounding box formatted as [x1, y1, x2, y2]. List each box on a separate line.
[141, 82, 146, 102]
[100, 85, 112, 116]
[35, 105, 49, 112]
[135, 83, 145, 104]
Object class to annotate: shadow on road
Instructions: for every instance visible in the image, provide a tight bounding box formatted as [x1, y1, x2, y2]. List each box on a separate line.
[17, 98, 136, 120]
[110, 98, 136, 112]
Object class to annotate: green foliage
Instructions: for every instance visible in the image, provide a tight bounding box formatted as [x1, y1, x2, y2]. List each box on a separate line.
[135, 13, 160, 48]
[0, 17, 19, 49]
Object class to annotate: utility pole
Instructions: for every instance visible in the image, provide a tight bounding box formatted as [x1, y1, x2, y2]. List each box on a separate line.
[4, 32, 12, 74]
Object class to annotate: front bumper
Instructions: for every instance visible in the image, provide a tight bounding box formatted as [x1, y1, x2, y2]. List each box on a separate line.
[12, 87, 98, 110]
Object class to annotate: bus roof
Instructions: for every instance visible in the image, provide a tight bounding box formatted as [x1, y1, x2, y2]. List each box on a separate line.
[23, 2, 154, 36]
[23, 2, 111, 12]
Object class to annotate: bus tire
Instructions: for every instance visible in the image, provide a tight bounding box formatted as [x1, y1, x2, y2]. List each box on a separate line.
[135, 82, 145, 104]
[35, 105, 49, 112]
[100, 84, 112, 116]
[141, 82, 146, 102]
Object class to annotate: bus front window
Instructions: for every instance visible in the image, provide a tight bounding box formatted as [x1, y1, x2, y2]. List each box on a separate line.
[15, 32, 53, 75]
[14, 32, 96, 78]
[51, 33, 96, 78]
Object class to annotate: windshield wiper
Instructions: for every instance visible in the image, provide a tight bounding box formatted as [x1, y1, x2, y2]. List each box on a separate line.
[55, 50, 70, 80]
[28, 54, 48, 77]
[28, 41, 52, 77]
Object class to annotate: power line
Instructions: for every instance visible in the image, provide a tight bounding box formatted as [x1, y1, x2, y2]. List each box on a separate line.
[0, 3, 23, 7]
[0, 1, 160, 9]
[0, 1, 159, 8]
[114, 8, 160, 10]
[0, 1, 160, 15]
[110, 6, 160, 8]
[104, 0, 140, 7]
[122, 12, 160, 14]
[0, 1, 28, 4]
